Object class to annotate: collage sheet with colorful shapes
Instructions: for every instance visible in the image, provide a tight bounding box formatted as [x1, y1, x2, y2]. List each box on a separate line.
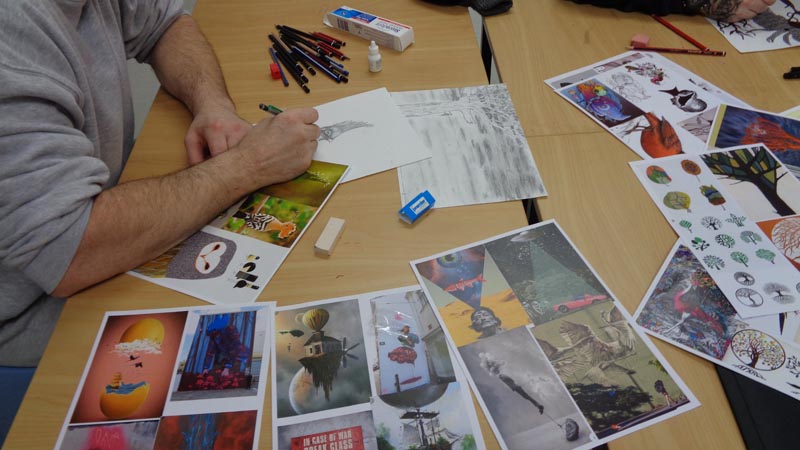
[128, 161, 349, 305]
[271, 286, 484, 450]
[54, 303, 274, 450]
[410, 220, 698, 450]
[546, 51, 748, 160]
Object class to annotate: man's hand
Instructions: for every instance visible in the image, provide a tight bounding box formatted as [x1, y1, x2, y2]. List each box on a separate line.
[233, 107, 321, 187]
[184, 106, 251, 165]
[688, 0, 776, 22]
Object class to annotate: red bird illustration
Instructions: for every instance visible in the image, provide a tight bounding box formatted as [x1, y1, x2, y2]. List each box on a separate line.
[627, 112, 683, 158]
[660, 275, 724, 337]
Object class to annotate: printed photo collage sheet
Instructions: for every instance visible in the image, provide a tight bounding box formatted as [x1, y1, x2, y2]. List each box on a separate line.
[54, 302, 274, 450]
[410, 220, 698, 450]
[272, 286, 485, 450]
[548, 51, 800, 399]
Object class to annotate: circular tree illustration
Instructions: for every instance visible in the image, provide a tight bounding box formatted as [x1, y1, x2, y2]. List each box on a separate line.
[735, 288, 763, 307]
[734, 272, 755, 286]
[730, 329, 786, 371]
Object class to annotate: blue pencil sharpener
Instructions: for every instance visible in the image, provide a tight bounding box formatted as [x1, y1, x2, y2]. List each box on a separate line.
[399, 190, 435, 224]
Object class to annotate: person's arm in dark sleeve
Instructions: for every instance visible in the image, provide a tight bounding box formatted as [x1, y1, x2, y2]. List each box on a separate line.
[567, 0, 776, 22]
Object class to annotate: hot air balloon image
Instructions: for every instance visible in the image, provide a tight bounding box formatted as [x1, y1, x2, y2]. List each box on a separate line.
[278, 304, 364, 416]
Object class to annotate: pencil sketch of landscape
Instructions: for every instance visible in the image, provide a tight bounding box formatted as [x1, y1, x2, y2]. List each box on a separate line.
[393, 84, 546, 208]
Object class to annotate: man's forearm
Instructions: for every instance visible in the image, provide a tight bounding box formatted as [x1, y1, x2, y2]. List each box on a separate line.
[684, 0, 738, 20]
[149, 14, 234, 115]
[51, 149, 259, 297]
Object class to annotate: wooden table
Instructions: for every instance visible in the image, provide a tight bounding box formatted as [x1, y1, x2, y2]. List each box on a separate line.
[484, 1, 799, 449]
[3, 1, 524, 448]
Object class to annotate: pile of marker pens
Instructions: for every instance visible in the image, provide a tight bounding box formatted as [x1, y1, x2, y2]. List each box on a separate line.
[268, 25, 349, 93]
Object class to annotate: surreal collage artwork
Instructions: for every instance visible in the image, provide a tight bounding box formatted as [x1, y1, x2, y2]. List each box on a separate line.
[129, 161, 348, 305]
[630, 145, 800, 318]
[410, 221, 698, 450]
[547, 51, 747, 160]
[54, 303, 274, 450]
[271, 286, 484, 450]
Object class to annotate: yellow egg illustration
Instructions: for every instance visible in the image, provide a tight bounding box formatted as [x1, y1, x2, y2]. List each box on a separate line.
[99, 373, 150, 419]
[119, 318, 165, 345]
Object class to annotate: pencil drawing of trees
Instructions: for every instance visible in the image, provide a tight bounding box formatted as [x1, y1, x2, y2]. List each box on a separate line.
[702, 216, 722, 230]
[701, 147, 795, 216]
[730, 330, 785, 371]
[772, 217, 800, 265]
[764, 283, 795, 304]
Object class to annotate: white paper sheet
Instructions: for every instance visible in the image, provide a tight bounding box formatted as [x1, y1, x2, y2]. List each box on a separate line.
[314, 87, 431, 182]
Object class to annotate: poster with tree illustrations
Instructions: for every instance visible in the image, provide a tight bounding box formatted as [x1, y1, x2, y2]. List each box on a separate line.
[631, 146, 800, 318]
[635, 241, 800, 402]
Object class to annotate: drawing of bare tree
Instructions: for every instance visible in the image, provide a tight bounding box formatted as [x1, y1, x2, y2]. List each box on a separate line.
[772, 217, 800, 265]
[701, 147, 795, 216]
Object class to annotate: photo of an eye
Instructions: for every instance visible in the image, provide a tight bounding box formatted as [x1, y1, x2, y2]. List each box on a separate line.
[437, 253, 461, 267]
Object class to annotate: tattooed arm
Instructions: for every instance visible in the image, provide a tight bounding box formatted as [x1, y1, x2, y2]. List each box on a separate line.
[684, 0, 775, 22]
[568, 0, 775, 22]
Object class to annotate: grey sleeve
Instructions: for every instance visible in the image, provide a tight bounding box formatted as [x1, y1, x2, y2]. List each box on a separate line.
[118, 0, 186, 63]
[0, 66, 108, 295]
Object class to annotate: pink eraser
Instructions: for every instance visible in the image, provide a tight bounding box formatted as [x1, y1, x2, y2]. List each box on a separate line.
[630, 33, 650, 48]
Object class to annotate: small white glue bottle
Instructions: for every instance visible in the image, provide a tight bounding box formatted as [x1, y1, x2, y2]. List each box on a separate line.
[368, 40, 382, 73]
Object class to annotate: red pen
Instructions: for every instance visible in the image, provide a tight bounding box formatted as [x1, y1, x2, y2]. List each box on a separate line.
[629, 45, 726, 56]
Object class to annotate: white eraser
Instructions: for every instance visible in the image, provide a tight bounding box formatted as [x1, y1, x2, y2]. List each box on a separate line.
[314, 217, 346, 256]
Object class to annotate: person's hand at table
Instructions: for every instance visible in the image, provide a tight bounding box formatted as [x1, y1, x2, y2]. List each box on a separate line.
[232, 107, 321, 186]
[691, 0, 776, 22]
[184, 104, 252, 165]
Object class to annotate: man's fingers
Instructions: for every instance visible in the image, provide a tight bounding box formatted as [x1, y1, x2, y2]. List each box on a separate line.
[185, 132, 207, 165]
[207, 132, 229, 157]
